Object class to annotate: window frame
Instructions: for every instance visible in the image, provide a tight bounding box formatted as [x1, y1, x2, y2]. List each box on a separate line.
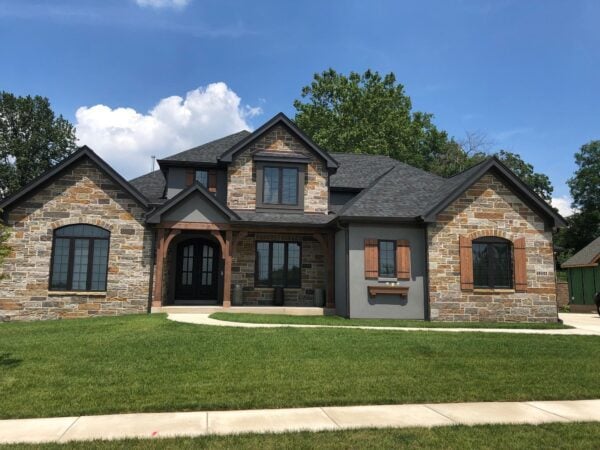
[472, 237, 514, 289]
[49, 225, 111, 292]
[254, 241, 302, 288]
[378, 239, 397, 278]
[255, 162, 305, 211]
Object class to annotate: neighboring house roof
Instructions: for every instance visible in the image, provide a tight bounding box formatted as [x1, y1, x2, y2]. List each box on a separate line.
[146, 182, 240, 224]
[329, 153, 398, 189]
[562, 236, 600, 268]
[0, 146, 149, 211]
[218, 113, 339, 170]
[422, 156, 567, 228]
[159, 130, 251, 166]
[338, 163, 445, 221]
[129, 170, 166, 204]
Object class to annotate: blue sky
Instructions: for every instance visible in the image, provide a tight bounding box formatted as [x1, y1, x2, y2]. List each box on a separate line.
[1, 0, 599, 214]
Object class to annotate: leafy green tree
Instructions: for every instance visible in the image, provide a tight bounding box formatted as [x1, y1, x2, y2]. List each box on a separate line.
[568, 141, 600, 212]
[294, 69, 458, 174]
[494, 150, 553, 201]
[0, 92, 77, 198]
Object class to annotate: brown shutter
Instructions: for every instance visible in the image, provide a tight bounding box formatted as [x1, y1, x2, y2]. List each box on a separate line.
[185, 168, 194, 187]
[513, 237, 527, 292]
[208, 170, 217, 193]
[396, 240, 411, 280]
[459, 235, 474, 291]
[364, 239, 378, 279]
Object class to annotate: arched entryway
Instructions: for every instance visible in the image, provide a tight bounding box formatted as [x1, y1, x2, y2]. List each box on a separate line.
[174, 238, 219, 302]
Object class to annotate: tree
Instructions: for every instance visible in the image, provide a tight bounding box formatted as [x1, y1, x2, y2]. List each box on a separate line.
[494, 150, 553, 201]
[0, 92, 77, 198]
[294, 69, 459, 174]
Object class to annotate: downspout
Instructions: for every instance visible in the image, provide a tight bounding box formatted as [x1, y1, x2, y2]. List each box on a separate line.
[422, 222, 431, 321]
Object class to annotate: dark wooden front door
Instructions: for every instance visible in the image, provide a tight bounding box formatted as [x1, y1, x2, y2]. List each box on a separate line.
[175, 239, 219, 301]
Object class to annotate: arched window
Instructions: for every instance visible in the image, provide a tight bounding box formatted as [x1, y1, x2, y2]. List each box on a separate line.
[50, 225, 110, 291]
[472, 237, 513, 289]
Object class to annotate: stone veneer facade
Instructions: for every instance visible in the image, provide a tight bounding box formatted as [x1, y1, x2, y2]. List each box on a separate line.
[231, 232, 327, 306]
[226, 125, 329, 213]
[0, 158, 152, 321]
[428, 173, 558, 322]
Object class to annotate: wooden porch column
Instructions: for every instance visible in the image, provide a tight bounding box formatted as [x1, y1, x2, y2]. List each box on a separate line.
[152, 229, 166, 308]
[211, 230, 232, 308]
[313, 232, 335, 309]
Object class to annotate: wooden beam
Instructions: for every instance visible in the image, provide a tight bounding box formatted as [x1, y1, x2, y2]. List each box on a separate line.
[223, 230, 233, 308]
[368, 285, 409, 297]
[152, 229, 166, 307]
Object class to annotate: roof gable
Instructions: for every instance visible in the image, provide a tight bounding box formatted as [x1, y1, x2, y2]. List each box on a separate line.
[0, 146, 149, 211]
[146, 182, 239, 224]
[422, 157, 567, 228]
[218, 113, 339, 170]
[562, 236, 600, 268]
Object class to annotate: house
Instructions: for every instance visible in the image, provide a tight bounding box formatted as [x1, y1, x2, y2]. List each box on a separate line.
[0, 113, 566, 322]
[562, 236, 600, 312]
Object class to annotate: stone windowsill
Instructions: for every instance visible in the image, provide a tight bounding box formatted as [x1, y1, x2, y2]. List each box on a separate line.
[472, 288, 516, 295]
[48, 290, 107, 297]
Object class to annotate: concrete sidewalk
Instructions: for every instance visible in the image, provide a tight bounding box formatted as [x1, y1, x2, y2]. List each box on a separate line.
[1, 399, 600, 444]
[167, 312, 600, 335]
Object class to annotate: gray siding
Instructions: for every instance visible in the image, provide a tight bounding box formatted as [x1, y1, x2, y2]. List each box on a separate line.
[166, 167, 228, 203]
[163, 191, 229, 223]
[347, 223, 426, 319]
[334, 227, 349, 317]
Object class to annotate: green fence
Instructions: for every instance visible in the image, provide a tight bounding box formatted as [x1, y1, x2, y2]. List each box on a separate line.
[567, 265, 600, 305]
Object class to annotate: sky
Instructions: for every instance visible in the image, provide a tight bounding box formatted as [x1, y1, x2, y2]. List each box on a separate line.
[1, 0, 599, 216]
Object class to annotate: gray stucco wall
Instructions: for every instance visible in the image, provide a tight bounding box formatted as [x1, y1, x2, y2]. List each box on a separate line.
[334, 228, 349, 317]
[166, 167, 227, 203]
[347, 223, 426, 319]
[163, 191, 229, 223]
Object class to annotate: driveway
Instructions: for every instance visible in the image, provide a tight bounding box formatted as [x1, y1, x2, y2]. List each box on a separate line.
[559, 312, 600, 334]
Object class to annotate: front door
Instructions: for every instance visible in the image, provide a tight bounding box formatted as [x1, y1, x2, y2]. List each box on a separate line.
[175, 239, 219, 301]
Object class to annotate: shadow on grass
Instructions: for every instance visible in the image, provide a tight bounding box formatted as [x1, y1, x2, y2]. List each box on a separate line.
[0, 353, 22, 368]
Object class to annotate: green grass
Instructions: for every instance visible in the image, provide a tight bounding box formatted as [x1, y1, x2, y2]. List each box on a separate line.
[210, 312, 570, 329]
[5, 423, 600, 450]
[1, 314, 598, 419]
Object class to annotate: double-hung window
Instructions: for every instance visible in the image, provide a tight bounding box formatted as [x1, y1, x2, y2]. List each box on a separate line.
[255, 241, 301, 287]
[49, 224, 110, 291]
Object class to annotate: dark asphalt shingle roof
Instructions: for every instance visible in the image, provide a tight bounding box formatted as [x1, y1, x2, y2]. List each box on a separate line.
[338, 162, 445, 219]
[329, 153, 398, 189]
[163, 130, 251, 164]
[562, 236, 600, 268]
[129, 170, 166, 204]
[233, 211, 336, 226]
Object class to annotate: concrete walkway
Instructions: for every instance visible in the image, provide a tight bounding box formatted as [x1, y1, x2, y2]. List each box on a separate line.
[167, 312, 600, 335]
[1, 399, 599, 444]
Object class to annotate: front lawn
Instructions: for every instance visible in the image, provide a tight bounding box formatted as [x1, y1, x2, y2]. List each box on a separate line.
[0, 314, 598, 419]
[5, 423, 600, 450]
[210, 312, 570, 329]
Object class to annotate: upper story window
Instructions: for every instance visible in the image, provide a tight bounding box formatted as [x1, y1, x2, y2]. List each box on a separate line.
[472, 237, 513, 289]
[195, 169, 208, 187]
[256, 163, 305, 211]
[50, 224, 110, 292]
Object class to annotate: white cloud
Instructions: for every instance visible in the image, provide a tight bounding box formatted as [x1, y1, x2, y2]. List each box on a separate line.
[75, 83, 262, 178]
[135, 0, 191, 9]
[551, 196, 577, 218]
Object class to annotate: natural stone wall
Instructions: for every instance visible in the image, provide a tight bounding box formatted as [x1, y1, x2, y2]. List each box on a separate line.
[227, 125, 328, 213]
[231, 232, 327, 306]
[0, 157, 152, 321]
[428, 173, 558, 322]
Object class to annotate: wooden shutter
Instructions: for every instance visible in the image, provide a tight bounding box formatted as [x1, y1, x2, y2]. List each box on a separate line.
[185, 168, 195, 187]
[513, 237, 527, 292]
[396, 240, 411, 280]
[459, 235, 474, 291]
[208, 170, 217, 193]
[364, 239, 378, 279]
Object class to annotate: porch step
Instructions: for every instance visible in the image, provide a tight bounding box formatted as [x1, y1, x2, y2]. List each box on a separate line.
[153, 306, 336, 316]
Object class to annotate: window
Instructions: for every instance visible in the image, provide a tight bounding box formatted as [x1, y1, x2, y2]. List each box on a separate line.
[378, 240, 396, 277]
[195, 169, 208, 187]
[261, 166, 299, 206]
[255, 241, 301, 287]
[472, 237, 513, 289]
[49, 224, 110, 291]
